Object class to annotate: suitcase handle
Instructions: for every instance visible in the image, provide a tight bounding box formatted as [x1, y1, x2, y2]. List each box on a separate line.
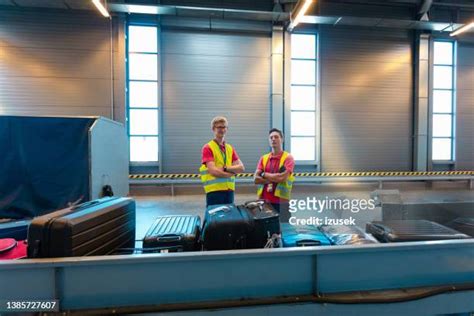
[156, 234, 182, 242]
[71, 200, 99, 211]
[71, 197, 118, 211]
[208, 205, 231, 215]
[368, 223, 388, 235]
[244, 200, 265, 210]
[296, 240, 321, 247]
[244, 200, 275, 214]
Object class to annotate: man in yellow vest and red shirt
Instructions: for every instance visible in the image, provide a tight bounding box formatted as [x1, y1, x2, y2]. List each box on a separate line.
[200, 116, 245, 207]
[254, 128, 295, 222]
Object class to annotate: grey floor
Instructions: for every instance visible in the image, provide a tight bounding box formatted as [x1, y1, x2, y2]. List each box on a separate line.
[133, 182, 474, 242]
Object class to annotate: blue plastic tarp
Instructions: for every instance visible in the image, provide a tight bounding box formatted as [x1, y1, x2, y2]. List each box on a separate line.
[0, 116, 95, 218]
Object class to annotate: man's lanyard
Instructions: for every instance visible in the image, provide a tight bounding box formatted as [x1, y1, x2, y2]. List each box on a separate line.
[264, 153, 282, 194]
[214, 140, 227, 166]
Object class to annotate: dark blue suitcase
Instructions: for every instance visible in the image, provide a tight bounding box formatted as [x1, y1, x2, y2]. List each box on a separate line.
[202, 204, 252, 250]
[0, 218, 31, 240]
[143, 215, 201, 253]
[281, 223, 331, 247]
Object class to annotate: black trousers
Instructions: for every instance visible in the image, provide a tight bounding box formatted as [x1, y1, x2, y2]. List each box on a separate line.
[206, 190, 234, 207]
[270, 202, 290, 223]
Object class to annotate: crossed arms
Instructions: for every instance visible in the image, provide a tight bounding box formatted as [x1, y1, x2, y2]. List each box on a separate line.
[205, 160, 245, 178]
[254, 168, 290, 185]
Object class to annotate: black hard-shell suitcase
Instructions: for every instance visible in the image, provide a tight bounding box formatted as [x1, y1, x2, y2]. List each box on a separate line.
[241, 200, 280, 248]
[0, 218, 31, 240]
[446, 218, 474, 237]
[27, 197, 136, 258]
[202, 204, 252, 250]
[366, 220, 469, 243]
[143, 215, 201, 252]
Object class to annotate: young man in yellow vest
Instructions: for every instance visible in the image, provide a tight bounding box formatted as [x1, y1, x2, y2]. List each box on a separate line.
[200, 116, 245, 206]
[254, 128, 295, 222]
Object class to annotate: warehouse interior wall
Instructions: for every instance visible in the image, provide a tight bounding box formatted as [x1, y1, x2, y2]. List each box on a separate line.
[0, 8, 125, 121]
[0, 4, 472, 173]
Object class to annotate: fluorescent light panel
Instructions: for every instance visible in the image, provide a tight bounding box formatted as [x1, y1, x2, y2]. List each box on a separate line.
[289, 0, 314, 30]
[127, 5, 160, 14]
[92, 0, 110, 18]
[450, 22, 474, 37]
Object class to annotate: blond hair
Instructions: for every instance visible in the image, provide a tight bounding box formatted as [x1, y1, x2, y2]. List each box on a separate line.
[211, 116, 228, 129]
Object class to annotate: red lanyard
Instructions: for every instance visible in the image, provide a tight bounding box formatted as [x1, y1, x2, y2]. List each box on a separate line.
[267, 154, 280, 173]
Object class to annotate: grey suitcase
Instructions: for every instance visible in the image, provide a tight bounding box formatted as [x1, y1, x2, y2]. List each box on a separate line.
[445, 218, 474, 237]
[366, 220, 469, 243]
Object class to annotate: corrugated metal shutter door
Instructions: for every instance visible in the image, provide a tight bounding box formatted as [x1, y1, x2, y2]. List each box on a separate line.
[320, 26, 413, 172]
[456, 40, 474, 170]
[161, 30, 271, 173]
[0, 9, 120, 118]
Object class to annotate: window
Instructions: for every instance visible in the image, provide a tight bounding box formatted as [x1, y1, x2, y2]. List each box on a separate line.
[127, 25, 159, 162]
[290, 34, 317, 162]
[432, 41, 455, 161]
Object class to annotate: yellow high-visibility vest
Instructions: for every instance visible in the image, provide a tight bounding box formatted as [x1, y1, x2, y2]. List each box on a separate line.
[199, 140, 235, 193]
[257, 151, 294, 200]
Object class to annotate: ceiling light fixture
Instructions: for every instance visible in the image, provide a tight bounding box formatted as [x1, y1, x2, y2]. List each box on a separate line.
[450, 22, 474, 37]
[288, 0, 314, 31]
[92, 0, 110, 18]
[127, 5, 160, 15]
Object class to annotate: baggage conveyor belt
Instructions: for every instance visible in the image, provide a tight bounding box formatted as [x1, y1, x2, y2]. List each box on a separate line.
[0, 239, 473, 315]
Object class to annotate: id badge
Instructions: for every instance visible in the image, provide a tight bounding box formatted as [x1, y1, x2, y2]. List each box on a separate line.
[267, 183, 273, 193]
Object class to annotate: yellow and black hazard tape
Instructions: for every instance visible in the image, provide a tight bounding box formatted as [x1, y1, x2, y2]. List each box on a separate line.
[130, 171, 473, 180]
[129, 174, 200, 179]
[295, 171, 474, 177]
